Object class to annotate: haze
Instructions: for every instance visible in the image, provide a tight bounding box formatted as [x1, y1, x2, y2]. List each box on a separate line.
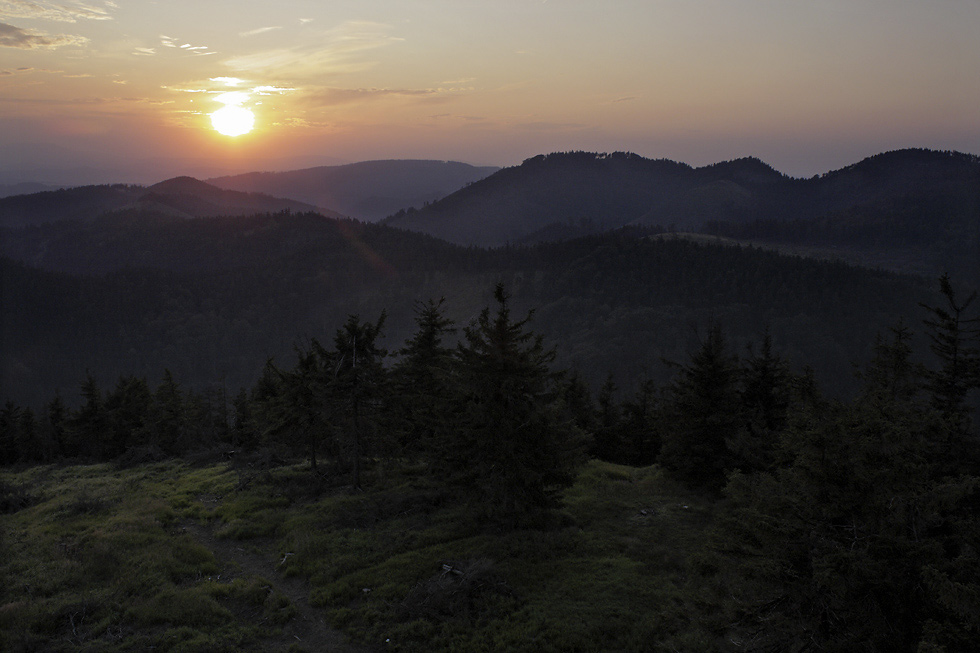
[2, 0, 979, 185]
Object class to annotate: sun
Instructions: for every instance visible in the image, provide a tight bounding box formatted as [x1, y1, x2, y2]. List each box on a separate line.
[210, 105, 255, 137]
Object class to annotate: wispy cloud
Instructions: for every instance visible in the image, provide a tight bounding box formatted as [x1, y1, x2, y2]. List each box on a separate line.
[223, 20, 400, 78]
[240, 26, 281, 37]
[160, 34, 214, 55]
[301, 86, 441, 107]
[253, 85, 294, 94]
[0, 0, 114, 23]
[0, 21, 87, 48]
[132, 46, 154, 56]
[211, 76, 245, 87]
[0, 65, 35, 74]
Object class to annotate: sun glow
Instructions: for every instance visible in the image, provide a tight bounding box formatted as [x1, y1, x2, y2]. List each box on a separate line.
[210, 104, 255, 137]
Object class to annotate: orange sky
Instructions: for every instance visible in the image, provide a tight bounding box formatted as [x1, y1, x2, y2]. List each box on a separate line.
[2, 1, 979, 184]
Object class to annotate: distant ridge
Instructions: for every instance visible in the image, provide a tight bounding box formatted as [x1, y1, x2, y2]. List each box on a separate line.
[0, 177, 333, 227]
[208, 159, 499, 222]
[383, 149, 980, 247]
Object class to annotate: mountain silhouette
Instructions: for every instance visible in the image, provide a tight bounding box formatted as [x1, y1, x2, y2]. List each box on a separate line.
[0, 177, 333, 227]
[208, 159, 499, 222]
[383, 149, 980, 247]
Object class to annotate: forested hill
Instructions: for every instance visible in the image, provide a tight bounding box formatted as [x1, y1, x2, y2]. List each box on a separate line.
[383, 149, 980, 253]
[0, 177, 331, 228]
[208, 159, 499, 222]
[1, 208, 937, 407]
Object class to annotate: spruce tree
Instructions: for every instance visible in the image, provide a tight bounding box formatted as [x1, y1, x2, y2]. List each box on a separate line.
[660, 325, 741, 491]
[331, 313, 387, 489]
[449, 284, 585, 528]
[920, 274, 980, 472]
[390, 298, 456, 463]
[67, 373, 107, 459]
[734, 331, 793, 472]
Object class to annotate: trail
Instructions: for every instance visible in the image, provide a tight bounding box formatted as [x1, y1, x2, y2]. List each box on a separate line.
[184, 519, 373, 653]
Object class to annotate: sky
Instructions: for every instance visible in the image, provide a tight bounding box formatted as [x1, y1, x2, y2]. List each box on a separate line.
[1, 0, 979, 184]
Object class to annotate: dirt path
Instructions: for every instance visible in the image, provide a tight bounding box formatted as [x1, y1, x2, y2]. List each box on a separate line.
[184, 520, 374, 652]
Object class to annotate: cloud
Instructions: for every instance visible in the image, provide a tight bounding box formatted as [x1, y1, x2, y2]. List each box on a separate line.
[240, 26, 281, 37]
[132, 46, 154, 56]
[0, 0, 114, 23]
[301, 87, 441, 107]
[211, 76, 245, 86]
[160, 34, 213, 55]
[0, 21, 87, 48]
[223, 20, 400, 78]
[252, 85, 295, 94]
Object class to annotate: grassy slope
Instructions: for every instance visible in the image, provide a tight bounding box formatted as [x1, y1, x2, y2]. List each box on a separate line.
[1, 459, 723, 652]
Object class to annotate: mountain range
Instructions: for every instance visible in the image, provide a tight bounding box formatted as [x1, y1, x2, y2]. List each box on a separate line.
[383, 149, 980, 251]
[208, 159, 499, 222]
[0, 177, 335, 229]
[1, 147, 978, 407]
[3, 148, 976, 280]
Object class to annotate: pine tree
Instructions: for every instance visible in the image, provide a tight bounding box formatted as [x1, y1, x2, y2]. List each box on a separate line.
[146, 370, 185, 455]
[734, 331, 793, 472]
[920, 274, 980, 473]
[921, 274, 980, 423]
[273, 344, 332, 474]
[67, 373, 107, 459]
[618, 379, 663, 466]
[449, 284, 585, 528]
[104, 375, 152, 458]
[331, 313, 387, 489]
[591, 373, 623, 462]
[390, 299, 456, 463]
[0, 401, 23, 464]
[660, 325, 741, 491]
[719, 325, 980, 652]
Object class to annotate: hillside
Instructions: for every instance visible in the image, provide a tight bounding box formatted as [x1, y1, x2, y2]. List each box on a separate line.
[0, 177, 331, 228]
[1, 212, 936, 407]
[383, 150, 980, 273]
[208, 160, 499, 222]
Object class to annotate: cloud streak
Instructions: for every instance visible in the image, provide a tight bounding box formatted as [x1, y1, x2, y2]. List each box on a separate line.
[0, 0, 113, 23]
[223, 20, 400, 78]
[240, 26, 281, 37]
[0, 21, 87, 48]
[300, 87, 443, 107]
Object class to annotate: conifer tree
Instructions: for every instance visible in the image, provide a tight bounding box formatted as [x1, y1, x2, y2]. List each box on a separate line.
[104, 375, 151, 458]
[719, 325, 980, 651]
[272, 344, 332, 474]
[591, 374, 623, 462]
[0, 401, 23, 465]
[331, 313, 387, 489]
[390, 298, 456, 462]
[146, 370, 185, 455]
[618, 379, 662, 466]
[734, 331, 793, 472]
[920, 274, 980, 471]
[67, 373, 107, 459]
[922, 275, 979, 413]
[659, 325, 741, 490]
[44, 394, 68, 459]
[449, 284, 585, 528]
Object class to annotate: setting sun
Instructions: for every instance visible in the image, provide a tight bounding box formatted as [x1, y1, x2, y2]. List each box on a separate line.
[210, 105, 255, 137]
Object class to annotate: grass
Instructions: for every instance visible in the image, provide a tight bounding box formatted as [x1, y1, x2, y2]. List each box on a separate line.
[1, 457, 724, 652]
